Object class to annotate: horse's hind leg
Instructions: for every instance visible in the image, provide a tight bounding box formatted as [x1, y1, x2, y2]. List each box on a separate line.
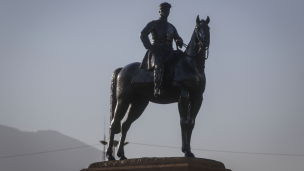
[117, 97, 149, 160]
[106, 98, 130, 160]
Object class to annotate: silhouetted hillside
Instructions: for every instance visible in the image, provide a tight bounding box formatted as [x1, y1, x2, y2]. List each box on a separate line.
[0, 125, 101, 171]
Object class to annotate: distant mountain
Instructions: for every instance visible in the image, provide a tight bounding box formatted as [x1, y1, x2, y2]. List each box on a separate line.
[0, 125, 102, 171]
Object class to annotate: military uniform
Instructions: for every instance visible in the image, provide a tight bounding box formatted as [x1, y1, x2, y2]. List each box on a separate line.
[140, 18, 183, 70]
[140, 17, 183, 96]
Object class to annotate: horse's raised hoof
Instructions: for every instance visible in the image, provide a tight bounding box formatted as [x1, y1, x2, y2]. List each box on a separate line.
[106, 154, 116, 161]
[119, 155, 127, 160]
[184, 151, 195, 158]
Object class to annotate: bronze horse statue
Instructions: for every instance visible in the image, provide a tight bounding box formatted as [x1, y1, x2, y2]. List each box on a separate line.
[106, 16, 210, 160]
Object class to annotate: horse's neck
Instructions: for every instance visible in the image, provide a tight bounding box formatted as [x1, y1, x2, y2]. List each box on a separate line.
[185, 32, 199, 57]
[196, 49, 206, 75]
[185, 32, 206, 74]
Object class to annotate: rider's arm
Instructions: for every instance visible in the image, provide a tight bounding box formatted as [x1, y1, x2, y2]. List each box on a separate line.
[140, 21, 155, 50]
[173, 26, 183, 48]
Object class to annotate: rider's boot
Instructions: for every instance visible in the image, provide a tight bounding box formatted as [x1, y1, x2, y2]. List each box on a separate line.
[154, 65, 165, 97]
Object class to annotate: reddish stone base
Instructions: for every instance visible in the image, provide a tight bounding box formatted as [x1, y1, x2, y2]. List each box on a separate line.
[81, 157, 231, 171]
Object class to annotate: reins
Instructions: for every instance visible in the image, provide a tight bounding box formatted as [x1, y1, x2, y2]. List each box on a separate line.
[181, 43, 209, 60]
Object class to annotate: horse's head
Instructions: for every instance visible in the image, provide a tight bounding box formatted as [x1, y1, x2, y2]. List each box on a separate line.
[195, 15, 210, 49]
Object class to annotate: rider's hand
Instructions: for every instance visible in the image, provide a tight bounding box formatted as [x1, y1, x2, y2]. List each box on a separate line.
[176, 40, 183, 48]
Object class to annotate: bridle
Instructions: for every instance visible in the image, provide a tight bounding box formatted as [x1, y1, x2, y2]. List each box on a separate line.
[181, 24, 210, 59]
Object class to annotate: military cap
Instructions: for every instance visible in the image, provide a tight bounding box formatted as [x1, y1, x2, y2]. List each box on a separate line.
[159, 2, 171, 9]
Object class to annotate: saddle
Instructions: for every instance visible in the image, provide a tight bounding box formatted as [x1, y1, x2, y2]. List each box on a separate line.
[131, 50, 184, 87]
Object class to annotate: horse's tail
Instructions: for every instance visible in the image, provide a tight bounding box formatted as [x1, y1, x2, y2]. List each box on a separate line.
[110, 67, 123, 122]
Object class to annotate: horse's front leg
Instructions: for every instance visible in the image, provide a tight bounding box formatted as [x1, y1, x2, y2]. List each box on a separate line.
[187, 94, 202, 155]
[178, 89, 193, 157]
[178, 89, 203, 157]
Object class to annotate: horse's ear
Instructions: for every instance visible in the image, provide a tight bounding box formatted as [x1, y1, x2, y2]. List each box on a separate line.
[196, 15, 200, 24]
[206, 16, 210, 24]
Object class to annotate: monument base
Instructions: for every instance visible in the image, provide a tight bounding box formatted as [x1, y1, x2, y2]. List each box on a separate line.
[81, 157, 231, 171]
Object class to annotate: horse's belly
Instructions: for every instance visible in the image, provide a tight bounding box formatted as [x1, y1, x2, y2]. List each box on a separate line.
[133, 85, 178, 104]
[150, 96, 178, 104]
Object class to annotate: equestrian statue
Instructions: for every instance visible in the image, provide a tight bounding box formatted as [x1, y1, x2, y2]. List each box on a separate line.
[106, 2, 210, 160]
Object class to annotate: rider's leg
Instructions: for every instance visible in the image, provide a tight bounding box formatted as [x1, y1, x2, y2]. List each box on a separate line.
[153, 64, 164, 97]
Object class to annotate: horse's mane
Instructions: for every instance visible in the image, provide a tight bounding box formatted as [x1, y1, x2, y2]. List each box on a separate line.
[184, 29, 196, 56]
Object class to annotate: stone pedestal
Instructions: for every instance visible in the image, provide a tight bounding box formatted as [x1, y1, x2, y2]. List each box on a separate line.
[81, 157, 231, 171]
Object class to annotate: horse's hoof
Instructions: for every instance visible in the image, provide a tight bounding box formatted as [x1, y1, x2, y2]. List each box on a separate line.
[182, 147, 186, 153]
[119, 155, 127, 160]
[116, 149, 123, 158]
[184, 151, 195, 158]
[181, 143, 189, 153]
[106, 155, 116, 161]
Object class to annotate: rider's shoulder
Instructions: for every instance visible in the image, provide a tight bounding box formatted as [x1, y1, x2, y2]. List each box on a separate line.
[167, 22, 177, 29]
[147, 20, 156, 25]
[144, 20, 156, 28]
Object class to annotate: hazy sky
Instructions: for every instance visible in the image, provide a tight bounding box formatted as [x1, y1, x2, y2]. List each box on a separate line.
[1, 0, 304, 171]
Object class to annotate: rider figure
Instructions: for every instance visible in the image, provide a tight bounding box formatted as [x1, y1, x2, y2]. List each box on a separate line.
[139, 2, 183, 97]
